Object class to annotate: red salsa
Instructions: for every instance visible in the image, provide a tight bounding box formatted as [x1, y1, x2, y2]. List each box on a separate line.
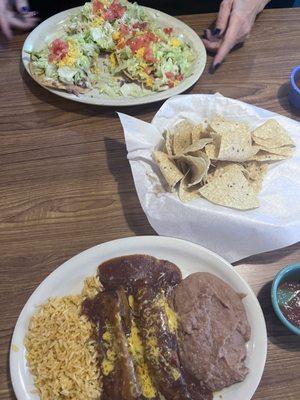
[278, 280, 300, 328]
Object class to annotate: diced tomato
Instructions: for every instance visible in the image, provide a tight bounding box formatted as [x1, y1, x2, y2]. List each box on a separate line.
[132, 22, 148, 30]
[145, 31, 158, 42]
[165, 71, 174, 80]
[163, 27, 173, 36]
[103, 0, 125, 21]
[48, 39, 69, 63]
[143, 47, 156, 63]
[120, 24, 129, 36]
[126, 32, 158, 54]
[92, 0, 104, 15]
[168, 80, 175, 88]
[177, 73, 184, 81]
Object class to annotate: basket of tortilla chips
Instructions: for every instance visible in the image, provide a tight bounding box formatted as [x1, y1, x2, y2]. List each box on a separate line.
[119, 93, 300, 261]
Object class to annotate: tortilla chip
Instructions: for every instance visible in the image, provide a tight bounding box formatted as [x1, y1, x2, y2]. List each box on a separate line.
[258, 145, 293, 157]
[176, 153, 210, 187]
[217, 129, 259, 162]
[213, 162, 247, 177]
[164, 129, 174, 156]
[199, 163, 259, 210]
[252, 119, 294, 149]
[153, 151, 183, 190]
[205, 142, 219, 159]
[244, 161, 268, 192]
[210, 117, 249, 137]
[249, 151, 290, 162]
[178, 173, 201, 203]
[180, 138, 213, 155]
[191, 124, 205, 142]
[172, 120, 194, 155]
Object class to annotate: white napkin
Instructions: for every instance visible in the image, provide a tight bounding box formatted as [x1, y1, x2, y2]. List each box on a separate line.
[118, 93, 300, 262]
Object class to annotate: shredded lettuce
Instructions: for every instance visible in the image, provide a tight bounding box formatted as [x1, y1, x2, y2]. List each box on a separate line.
[90, 23, 115, 50]
[57, 66, 77, 84]
[30, 0, 196, 96]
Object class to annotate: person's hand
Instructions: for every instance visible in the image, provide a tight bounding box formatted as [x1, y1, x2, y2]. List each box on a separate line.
[203, 0, 270, 71]
[0, 0, 39, 39]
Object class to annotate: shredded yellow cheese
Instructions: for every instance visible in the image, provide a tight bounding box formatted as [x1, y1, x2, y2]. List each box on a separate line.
[170, 38, 181, 48]
[90, 16, 105, 27]
[136, 47, 146, 59]
[112, 31, 121, 41]
[57, 40, 80, 68]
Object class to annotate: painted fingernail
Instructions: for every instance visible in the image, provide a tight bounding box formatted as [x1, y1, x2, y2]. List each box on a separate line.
[212, 28, 221, 36]
[213, 63, 221, 70]
[21, 6, 31, 13]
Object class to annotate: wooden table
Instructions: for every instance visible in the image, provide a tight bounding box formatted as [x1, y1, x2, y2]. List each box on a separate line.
[1, 7, 299, 400]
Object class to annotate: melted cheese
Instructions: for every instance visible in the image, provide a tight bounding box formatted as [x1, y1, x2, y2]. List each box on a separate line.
[101, 327, 117, 376]
[156, 295, 178, 333]
[127, 298, 157, 399]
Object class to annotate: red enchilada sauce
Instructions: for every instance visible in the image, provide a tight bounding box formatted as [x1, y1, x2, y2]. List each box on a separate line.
[83, 255, 213, 400]
[278, 281, 300, 327]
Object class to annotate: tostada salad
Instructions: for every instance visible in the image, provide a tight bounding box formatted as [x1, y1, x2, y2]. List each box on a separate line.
[28, 0, 196, 97]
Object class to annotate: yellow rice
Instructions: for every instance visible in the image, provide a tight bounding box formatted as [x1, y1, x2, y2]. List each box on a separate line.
[25, 276, 102, 400]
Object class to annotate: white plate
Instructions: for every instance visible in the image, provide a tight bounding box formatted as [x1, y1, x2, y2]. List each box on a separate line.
[22, 6, 207, 107]
[10, 236, 267, 400]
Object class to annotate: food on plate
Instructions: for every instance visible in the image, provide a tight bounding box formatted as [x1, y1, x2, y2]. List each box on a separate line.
[25, 254, 250, 400]
[172, 273, 251, 391]
[28, 0, 196, 97]
[153, 117, 295, 210]
[25, 276, 102, 400]
[278, 280, 300, 328]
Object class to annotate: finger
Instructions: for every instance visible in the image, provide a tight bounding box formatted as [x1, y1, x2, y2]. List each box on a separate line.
[0, 15, 12, 39]
[9, 15, 39, 30]
[204, 29, 221, 43]
[14, 0, 30, 13]
[213, 15, 243, 67]
[214, 0, 233, 36]
[202, 38, 220, 53]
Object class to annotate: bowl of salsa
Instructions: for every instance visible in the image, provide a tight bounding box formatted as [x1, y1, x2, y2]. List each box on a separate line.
[271, 263, 300, 335]
[289, 65, 300, 109]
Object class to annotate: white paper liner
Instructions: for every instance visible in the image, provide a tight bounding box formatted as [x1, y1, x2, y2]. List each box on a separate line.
[119, 93, 300, 262]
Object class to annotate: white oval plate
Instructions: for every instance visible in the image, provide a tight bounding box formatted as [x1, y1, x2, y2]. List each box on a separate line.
[22, 7, 206, 107]
[10, 236, 267, 400]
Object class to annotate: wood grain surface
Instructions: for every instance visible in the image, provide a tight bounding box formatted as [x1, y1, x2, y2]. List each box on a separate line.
[1, 7, 300, 400]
